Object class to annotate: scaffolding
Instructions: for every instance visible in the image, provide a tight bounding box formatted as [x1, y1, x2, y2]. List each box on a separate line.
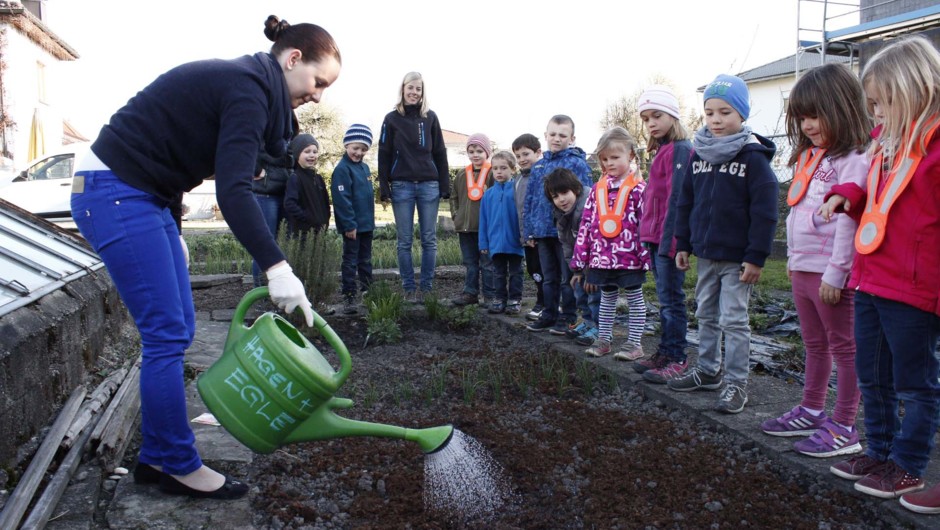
[795, 0, 861, 77]
[795, 0, 940, 77]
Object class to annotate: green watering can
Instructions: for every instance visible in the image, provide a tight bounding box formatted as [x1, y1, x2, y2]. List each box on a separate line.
[197, 287, 453, 454]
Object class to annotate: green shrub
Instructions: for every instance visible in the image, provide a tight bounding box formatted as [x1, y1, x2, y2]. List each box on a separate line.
[422, 293, 479, 331]
[277, 228, 342, 310]
[187, 232, 252, 274]
[364, 281, 403, 344]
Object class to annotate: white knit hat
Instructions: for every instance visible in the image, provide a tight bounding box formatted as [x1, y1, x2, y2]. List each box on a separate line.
[638, 85, 681, 120]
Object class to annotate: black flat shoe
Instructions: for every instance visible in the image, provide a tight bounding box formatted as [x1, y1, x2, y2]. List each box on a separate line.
[158, 473, 249, 500]
[133, 464, 165, 484]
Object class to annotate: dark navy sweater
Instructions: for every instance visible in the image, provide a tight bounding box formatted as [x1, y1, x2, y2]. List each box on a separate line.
[91, 52, 292, 269]
[674, 134, 779, 267]
[377, 105, 450, 201]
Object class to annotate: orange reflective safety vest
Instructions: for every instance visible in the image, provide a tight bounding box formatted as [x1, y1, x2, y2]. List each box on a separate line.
[855, 118, 940, 255]
[786, 147, 827, 206]
[597, 171, 642, 238]
[465, 163, 490, 201]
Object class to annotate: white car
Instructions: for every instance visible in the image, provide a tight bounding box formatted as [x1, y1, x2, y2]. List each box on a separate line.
[0, 143, 218, 221]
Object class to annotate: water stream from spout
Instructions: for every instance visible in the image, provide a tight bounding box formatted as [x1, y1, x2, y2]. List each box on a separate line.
[423, 429, 514, 522]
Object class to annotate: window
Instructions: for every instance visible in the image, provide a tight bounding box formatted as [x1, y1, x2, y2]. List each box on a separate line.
[37, 61, 47, 104]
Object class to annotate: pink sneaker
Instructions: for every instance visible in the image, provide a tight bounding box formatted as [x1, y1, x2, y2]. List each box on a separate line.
[585, 340, 611, 357]
[613, 343, 644, 361]
[854, 460, 924, 499]
[642, 360, 687, 384]
[901, 482, 940, 514]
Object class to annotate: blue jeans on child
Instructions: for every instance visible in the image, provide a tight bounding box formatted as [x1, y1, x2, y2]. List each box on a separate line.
[536, 237, 576, 324]
[251, 193, 284, 286]
[649, 243, 688, 361]
[855, 292, 940, 477]
[72, 170, 200, 476]
[390, 181, 439, 292]
[694, 258, 752, 385]
[458, 232, 494, 298]
[341, 231, 373, 296]
[490, 253, 523, 302]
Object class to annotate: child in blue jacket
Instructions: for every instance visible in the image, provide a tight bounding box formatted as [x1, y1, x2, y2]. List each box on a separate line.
[479, 151, 525, 314]
[522, 115, 595, 333]
[332, 124, 376, 314]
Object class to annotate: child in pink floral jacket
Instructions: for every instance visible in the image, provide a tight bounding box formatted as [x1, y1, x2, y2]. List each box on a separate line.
[570, 127, 650, 361]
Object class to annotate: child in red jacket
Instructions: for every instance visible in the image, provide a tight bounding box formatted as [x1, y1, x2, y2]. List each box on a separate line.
[820, 36, 940, 510]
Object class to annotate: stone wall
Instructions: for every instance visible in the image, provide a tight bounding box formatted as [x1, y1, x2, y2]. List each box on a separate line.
[0, 270, 135, 468]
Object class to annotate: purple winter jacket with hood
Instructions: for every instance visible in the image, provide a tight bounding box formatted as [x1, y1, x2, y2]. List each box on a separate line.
[639, 139, 693, 257]
[571, 176, 651, 272]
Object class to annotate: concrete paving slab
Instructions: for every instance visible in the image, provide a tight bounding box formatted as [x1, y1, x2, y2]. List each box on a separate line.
[185, 320, 230, 369]
[185, 382, 254, 465]
[45, 464, 102, 530]
[106, 476, 255, 530]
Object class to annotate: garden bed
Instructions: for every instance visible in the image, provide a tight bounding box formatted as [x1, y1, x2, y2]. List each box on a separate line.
[193, 277, 896, 529]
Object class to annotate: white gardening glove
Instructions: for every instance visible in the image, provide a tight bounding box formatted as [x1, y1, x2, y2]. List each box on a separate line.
[265, 262, 314, 326]
[179, 235, 190, 268]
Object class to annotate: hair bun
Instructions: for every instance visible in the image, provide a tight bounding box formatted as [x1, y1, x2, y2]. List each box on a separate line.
[263, 15, 291, 42]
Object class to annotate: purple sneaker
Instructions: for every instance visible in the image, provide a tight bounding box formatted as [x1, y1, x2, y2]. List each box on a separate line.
[760, 406, 827, 437]
[793, 420, 862, 458]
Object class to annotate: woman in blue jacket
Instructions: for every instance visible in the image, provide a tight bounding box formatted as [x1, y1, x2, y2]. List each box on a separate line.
[378, 72, 450, 301]
[70, 15, 341, 500]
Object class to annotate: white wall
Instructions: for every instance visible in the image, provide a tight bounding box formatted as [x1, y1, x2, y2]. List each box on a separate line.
[3, 24, 68, 171]
[745, 78, 792, 138]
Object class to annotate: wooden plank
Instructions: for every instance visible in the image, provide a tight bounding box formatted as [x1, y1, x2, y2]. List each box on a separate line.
[90, 362, 139, 444]
[0, 386, 86, 530]
[62, 366, 128, 448]
[20, 408, 103, 530]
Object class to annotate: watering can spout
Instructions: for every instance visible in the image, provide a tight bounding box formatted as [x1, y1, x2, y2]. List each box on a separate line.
[283, 397, 454, 454]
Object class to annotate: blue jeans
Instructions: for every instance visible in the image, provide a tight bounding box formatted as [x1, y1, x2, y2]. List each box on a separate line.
[72, 170, 200, 475]
[694, 258, 752, 385]
[650, 244, 688, 361]
[458, 232, 494, 298]
[536, 237, 576, 323]
[491, 253, 523, 302]
[390, 181, 439, 292]
[251, 193, 284, 286]
[341, 231, 373, 295]
[855, 292, 940, 477]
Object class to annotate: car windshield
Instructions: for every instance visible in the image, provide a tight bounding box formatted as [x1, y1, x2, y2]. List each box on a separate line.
[27, 155, 73, 180]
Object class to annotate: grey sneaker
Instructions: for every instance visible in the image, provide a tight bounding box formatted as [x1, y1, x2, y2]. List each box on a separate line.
[715, 383, 748, 414]
[667, 365, 723, 392]
[506, 300, 522, 314]
[404, 290, 419, 304]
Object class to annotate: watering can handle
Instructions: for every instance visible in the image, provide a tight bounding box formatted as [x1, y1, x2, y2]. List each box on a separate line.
[229, 287, 353, 388]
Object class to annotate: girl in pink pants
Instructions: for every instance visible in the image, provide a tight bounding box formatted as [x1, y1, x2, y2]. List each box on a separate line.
[759, 63, 870, 458]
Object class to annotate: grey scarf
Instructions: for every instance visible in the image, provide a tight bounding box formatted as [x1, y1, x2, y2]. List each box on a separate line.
[693, 125, 752, 165]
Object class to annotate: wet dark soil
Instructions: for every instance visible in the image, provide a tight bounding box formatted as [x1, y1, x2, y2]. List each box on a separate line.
[191, 277, 896, 530]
